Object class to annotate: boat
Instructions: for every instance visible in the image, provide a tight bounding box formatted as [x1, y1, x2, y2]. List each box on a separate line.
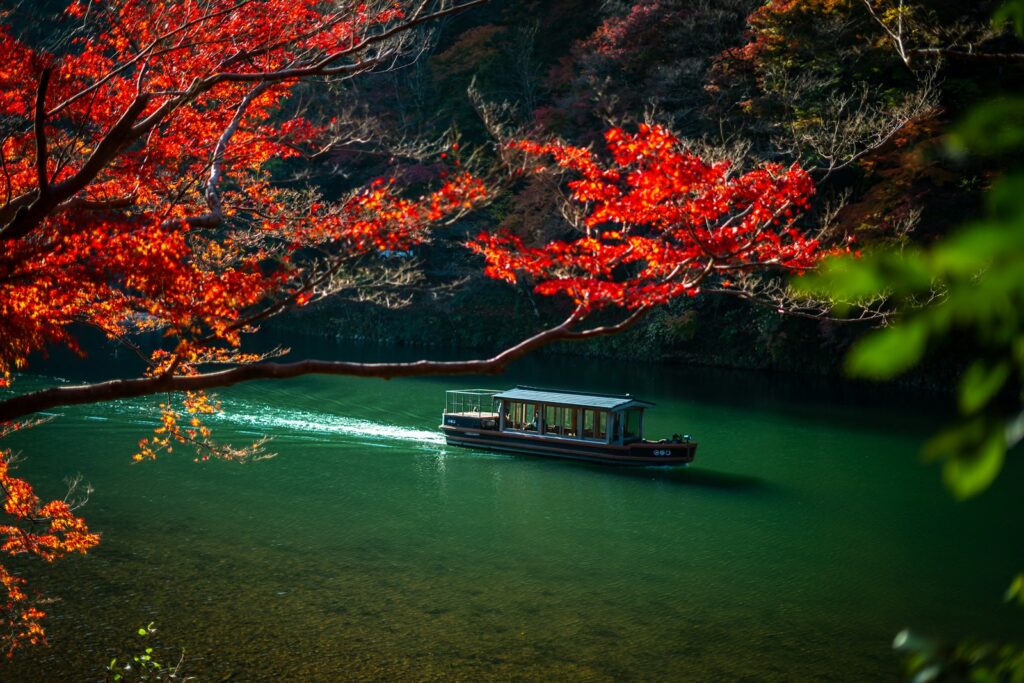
[440, 386, 697, 466]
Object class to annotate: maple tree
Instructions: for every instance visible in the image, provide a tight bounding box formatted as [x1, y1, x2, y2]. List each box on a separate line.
[0, 0, 820, 655]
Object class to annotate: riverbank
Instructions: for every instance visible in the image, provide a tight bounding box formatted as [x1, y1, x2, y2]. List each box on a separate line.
[271, 290, 962, 395]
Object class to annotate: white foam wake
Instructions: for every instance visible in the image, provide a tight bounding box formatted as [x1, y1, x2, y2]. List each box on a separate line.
[215, 405, 445, 445]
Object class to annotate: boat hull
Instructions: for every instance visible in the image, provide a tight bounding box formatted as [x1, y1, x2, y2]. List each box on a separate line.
[440, 425, 696, 466]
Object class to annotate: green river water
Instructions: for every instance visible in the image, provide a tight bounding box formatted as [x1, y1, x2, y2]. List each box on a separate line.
[2, 340, 1023, 681]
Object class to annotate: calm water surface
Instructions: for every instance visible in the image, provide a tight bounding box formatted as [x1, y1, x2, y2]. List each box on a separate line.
[3, 341, 1023, 680]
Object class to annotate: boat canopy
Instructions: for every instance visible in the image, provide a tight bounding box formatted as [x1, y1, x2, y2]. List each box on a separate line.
[492, 386, 655, 411]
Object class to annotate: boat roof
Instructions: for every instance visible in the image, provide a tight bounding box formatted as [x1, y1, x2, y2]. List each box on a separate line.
[493, 386, 655, 411]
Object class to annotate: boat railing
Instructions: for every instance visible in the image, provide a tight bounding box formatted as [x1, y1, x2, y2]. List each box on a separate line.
[445, 389, 501, 417]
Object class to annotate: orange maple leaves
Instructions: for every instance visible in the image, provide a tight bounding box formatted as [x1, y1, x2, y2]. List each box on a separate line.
[471, 124, 817, 311]
[1, 446, 99, 656]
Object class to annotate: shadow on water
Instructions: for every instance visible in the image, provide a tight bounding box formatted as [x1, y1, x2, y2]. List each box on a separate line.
[605, 466, 767, 492]
[524, 455, 767, 492]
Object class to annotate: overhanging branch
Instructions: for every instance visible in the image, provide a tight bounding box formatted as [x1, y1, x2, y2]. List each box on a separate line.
[0, 307, 650, 423]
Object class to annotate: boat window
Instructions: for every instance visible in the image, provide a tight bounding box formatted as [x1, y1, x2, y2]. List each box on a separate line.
[506, 402, 538, 431]
[563, 407, 579, 438]
[583, 410, 607, 441]
[524, 403, 538, 430]
[623, 409, 643, 441]
[544, 405, 560, 435]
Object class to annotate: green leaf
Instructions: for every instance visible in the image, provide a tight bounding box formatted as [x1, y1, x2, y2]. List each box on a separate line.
[994, 0, 1024, 37]
[845, 321, 929, 379]
[796, 254, 887, 301]
[1005, 573, 1024, 605]
[959, 359, 1011, 414]
[937, 426, 1006, 500]
[949, 97, 1024, 156]
[933, 225, 1020, 275]
[138, 627, 147, 636]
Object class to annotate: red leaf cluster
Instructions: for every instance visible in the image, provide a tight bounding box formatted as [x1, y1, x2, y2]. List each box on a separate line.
[0, 447, 99, 656]
[471, 124, 817, 311]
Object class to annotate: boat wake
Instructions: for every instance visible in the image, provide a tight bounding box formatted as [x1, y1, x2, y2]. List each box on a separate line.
[213, 404, 445, 446]
[24, 373, 445, 448]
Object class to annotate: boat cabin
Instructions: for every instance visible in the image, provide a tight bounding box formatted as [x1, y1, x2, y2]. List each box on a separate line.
[491, 387, 654, 445]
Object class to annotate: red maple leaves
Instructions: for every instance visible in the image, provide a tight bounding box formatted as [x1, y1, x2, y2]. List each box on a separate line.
[1, 440, 99, 656]
[471, 124, 817, 311]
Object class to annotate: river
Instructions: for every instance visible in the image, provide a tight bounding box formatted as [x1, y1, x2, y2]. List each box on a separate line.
[3, 339, 1022, 680]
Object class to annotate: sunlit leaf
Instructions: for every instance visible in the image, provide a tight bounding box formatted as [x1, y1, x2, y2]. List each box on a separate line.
[1006, 573, 1024, 606]
[959, 360, 1011, 414]
[845, 321, 928, 379]
[796, 254, 887, 301]
[926, 422, 1006, 500]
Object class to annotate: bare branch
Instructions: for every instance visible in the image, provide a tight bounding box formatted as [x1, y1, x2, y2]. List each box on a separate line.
[860, 0, 912, 67]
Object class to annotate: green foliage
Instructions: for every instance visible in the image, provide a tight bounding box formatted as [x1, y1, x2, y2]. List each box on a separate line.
[843, 319, 929, 379]
[925, 415, 1006, 500]
[105, 623, 188, 682]
[994, 0, 1024, 36]
[949, 97, 1024, 157]
[960, 360, 1012, 414]
[803, 7, 1024, 678]
[1006, 573, 1024, 606]
[894, 629, 1024, 682]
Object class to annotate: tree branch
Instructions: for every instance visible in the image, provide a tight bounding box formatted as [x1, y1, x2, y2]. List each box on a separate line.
[860, 0, 912, 68]
[168, 81, 272, 230]
[0, 94, 152, 241]
[912, 47, 1024, 61]
[0, 307, 653, 423]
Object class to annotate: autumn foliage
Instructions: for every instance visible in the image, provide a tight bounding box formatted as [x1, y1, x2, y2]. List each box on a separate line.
[472, 125, 817, 311]
[0, 0, 821, 656]
[1, 422, 98, 654]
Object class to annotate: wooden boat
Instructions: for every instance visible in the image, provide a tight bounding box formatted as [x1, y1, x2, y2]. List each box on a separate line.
[440, 386, 697, 466]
